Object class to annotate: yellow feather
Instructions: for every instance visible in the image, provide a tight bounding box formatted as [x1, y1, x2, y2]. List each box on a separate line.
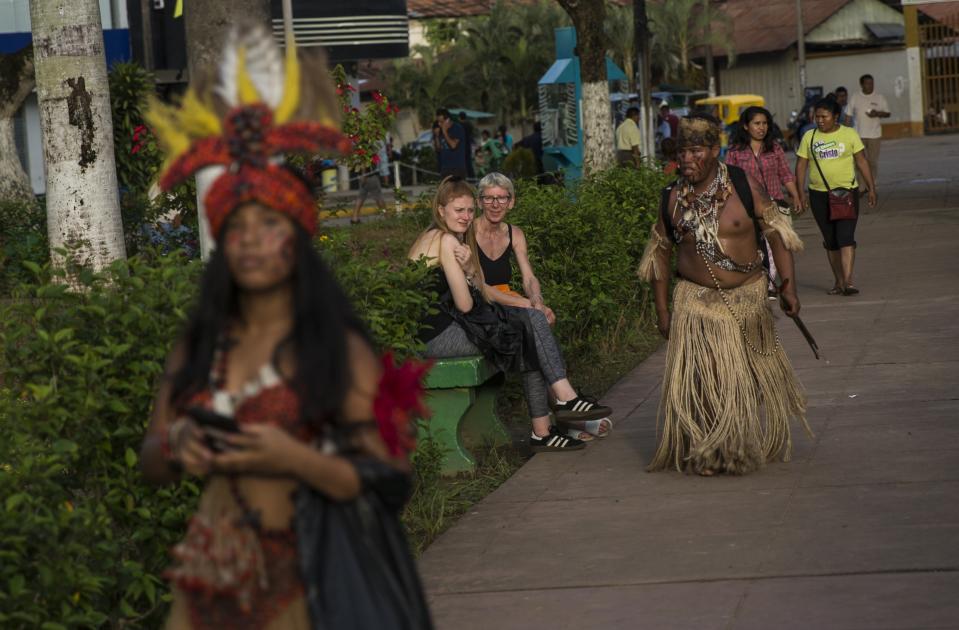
[144, 97, 190, 159]
[236, 46, 261, 105]
[274, 38, 301, 124]
[179, 89, 222, 137]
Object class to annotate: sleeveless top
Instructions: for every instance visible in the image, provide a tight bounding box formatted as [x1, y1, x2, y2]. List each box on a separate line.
[477, 224, 513, 287]
[419, 267, 454, 343]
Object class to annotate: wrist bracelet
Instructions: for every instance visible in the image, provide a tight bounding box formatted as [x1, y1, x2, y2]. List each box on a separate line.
[161, 421, 185, 473]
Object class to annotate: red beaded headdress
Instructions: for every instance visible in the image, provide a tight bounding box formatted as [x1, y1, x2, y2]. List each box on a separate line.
[146, 26, 350, 237]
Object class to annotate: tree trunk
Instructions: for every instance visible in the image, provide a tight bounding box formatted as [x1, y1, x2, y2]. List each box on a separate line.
[0, 46, 36, 203]
[557, 0, 613, 173]
[633, 0, 655, 158]
[30, 0, 126, 270]
[185, 0, 272, 259]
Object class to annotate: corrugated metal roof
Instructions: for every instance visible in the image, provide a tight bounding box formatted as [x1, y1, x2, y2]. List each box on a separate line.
[916, 1, 959, 23]
[709, 0, 857, 57]
[407, 0, 493, 18]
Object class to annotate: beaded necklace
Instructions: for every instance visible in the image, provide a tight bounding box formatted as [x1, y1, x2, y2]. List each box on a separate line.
[674, 162, 763, 274]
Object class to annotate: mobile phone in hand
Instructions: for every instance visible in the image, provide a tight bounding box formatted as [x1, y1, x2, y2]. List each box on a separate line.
[187, 407, 240, 452]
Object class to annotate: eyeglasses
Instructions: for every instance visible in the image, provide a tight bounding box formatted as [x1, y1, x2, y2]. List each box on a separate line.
[479, 195, 511, 205]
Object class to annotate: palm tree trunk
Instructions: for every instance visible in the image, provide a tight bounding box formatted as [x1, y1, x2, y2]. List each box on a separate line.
[185, 0, 272, 259]
[30, 0, 126, 270]
[558, 0, 614, 174]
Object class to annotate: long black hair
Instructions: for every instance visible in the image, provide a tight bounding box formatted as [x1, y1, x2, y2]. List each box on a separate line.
[731, 106, 777, 153]
[169, 224, 369, 429]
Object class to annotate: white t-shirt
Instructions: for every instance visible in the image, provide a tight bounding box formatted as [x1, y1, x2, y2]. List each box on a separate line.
[848, 91, 889, 139]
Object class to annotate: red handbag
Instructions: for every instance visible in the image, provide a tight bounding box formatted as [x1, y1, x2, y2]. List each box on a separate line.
[826, 189, 857, 221]
[809, 130, 858, 221]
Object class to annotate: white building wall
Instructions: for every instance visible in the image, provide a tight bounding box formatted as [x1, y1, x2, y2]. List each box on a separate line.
[719, 46, 920, 138]
[717, 50, 800, 125]
[23, 96, 46, 194]
[806, 0, 904, 44]
[807, 47, 915, 136]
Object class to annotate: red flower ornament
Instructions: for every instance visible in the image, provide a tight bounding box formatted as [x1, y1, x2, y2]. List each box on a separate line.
[373, 353, 433, 457]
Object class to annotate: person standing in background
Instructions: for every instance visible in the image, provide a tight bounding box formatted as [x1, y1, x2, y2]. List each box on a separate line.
[459, 112, 476, 179]
[497, 125, 513, 152]
[834, 87, 854, 127]
[847, 74, 889, 190]
[515, 122, 544, 174]
[436, 108, 468, 178]
[616, 107, 643, 167]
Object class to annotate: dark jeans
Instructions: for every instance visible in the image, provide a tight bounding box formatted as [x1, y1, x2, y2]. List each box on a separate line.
[810, 189, 858, 250]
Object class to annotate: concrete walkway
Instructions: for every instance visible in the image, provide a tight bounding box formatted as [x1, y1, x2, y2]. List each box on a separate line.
[418, 135, 959, 629]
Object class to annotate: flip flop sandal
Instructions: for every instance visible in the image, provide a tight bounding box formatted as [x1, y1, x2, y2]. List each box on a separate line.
[827, 286, 843, 295]
[843, 286, 860, 296]
[579, 417, 612, 438]
[559, 418, 611, 439]
[563, 426, 594, 442]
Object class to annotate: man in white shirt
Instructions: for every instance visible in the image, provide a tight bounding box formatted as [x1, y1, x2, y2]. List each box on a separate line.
[615, 107, 643, 167]
[847, 74, 890, 189]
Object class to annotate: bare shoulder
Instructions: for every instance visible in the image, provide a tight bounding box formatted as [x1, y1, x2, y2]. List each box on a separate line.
[342, 329, 381, 421]
[409, 229, 442, 262]
[511, 224, 528, 246]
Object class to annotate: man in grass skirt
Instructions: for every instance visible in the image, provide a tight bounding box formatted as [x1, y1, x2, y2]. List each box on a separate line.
[638, 114, 813, 476]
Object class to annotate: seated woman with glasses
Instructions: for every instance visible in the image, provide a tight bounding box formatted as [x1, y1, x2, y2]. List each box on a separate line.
[408, 176, 613, 449]
[473, 172, 555, 326]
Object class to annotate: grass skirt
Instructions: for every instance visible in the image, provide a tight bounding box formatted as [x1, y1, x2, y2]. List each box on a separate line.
[648, 277, 811, 475]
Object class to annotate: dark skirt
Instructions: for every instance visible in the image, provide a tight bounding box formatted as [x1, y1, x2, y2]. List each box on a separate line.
[439, 286, 541, 374]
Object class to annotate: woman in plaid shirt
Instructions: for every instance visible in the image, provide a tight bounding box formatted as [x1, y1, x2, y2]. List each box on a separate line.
[726, 106, 801, 293]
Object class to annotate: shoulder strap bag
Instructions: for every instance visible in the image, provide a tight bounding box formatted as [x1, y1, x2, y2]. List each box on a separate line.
[809, 129, 858, 221]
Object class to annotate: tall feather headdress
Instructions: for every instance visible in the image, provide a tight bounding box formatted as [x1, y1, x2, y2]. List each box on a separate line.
[145, 25, 350, 237]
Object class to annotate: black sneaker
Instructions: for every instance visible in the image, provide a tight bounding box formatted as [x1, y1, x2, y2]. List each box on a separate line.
[529, 425, 587, 452]
[550, 395, 612, 422]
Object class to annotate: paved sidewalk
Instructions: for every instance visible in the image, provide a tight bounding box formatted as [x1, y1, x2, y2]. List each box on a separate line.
[418, 136, 959, 630]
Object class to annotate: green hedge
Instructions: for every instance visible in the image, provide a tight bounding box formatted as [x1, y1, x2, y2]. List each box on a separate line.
[0, 240, 432, 627]
[510, 166, 667, 366]
[0, 163, 665, 627]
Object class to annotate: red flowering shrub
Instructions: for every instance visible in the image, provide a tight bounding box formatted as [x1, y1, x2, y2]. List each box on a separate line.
[332, 65, 398, 172]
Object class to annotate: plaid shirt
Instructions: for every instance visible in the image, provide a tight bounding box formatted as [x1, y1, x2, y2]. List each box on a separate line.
[725, 144, 794, 201]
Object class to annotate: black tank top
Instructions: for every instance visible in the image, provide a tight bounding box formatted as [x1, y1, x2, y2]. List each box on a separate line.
[477, 224, 513, 286]
[419, 266, 454, 343]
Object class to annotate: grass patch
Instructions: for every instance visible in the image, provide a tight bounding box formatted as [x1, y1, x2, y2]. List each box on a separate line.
[403, 441, 525, 556]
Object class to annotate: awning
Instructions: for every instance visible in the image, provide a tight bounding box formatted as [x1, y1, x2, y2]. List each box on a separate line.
[448, 108, 495, 119]
[865, 22, 905, 40]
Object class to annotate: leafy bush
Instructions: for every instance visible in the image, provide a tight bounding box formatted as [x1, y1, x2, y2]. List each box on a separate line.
[0, 233, 433, 626]
[0, 198, 48, 295]
[0, 251, 202, 628]
[501, 146, 537, 179]
[509, 165, 668, 363]
[109, 63, 161, 199]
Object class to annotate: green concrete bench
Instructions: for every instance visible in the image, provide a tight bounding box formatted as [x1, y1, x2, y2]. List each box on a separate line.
[422, 356, 510, 475]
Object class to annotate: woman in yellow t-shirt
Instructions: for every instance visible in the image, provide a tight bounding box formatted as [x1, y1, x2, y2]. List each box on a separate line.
[796, 97, 877, 296]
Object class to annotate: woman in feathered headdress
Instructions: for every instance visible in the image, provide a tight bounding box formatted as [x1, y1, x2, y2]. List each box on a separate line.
[138, 26, 433, 629]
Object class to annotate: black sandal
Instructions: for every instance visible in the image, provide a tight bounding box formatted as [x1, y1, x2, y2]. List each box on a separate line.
[827, 286, 843, 295]
[843, 285, 860, 296]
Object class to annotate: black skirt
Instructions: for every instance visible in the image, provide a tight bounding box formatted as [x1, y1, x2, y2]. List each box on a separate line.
[439, 285, 541, 374]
